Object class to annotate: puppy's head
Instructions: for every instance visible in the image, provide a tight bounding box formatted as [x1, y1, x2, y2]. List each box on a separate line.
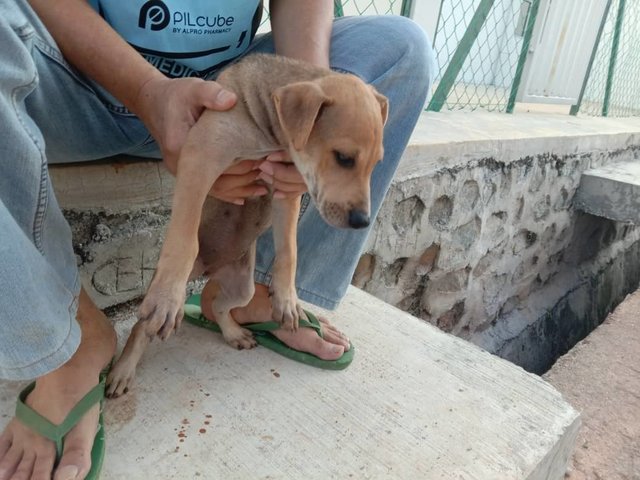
[273, 74, 387, 229]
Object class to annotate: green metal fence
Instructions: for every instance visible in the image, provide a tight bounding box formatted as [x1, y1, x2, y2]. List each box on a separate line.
[427, 0, 539, 113]
[333, 0, 411, 16]
[572, 0, 640, 117]
[262, 1, 538, 113]
[334, 0, 542, 114]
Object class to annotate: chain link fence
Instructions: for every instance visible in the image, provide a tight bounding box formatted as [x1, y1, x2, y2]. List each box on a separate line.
[333, 0, 406, 15]
[260, 0, 640, 117]
[575, 0, 640, 117]
[426, 0, 539, 113]
[259, 1, 408, 30]
[262, 0, 538, 113]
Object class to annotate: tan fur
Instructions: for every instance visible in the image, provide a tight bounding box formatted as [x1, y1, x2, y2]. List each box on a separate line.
[106, 54, 387, 398]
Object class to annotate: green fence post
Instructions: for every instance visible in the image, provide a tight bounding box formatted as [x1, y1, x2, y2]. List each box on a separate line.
[334, 0, 344, 18]
[506, 0, 541, 113]
[427, 0, 496, 112]
[431, 0, 445, 47]
[570, 0, 614, 116]
[602, 0, 626, 116]
[400, 0, 414, 17]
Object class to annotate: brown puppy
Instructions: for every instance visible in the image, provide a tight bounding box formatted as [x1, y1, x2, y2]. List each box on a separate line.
[106, 54, 387, 397]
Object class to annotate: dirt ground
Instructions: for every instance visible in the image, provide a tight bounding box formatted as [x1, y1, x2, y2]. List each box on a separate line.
[544, 288, 640, 480]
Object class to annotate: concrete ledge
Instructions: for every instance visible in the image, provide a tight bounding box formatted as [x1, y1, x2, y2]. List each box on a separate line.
[396, 111, 640, 182]
[50, 112, 640, 213]
[50, 158, 174, 213]
[574, 159, 640, 224]
[0, 287, 580, 479]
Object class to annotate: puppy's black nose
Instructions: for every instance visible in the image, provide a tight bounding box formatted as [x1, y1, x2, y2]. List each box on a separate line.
[348, 209, 370, 229]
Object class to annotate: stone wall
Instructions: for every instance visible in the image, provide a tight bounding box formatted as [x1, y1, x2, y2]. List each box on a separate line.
[354, 146, 640, 373]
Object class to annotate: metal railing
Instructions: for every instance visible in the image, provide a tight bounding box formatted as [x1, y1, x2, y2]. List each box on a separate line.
[334, 0, 542, 114]
[333, 0, 412, 16]
[265, 0, 640, 117]
[426, 0, 539, 113]
[572, 0, 640, 117]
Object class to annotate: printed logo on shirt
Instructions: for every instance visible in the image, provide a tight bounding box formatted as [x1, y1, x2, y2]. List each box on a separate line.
[138, 0, 170, 31]
[91, 0, 262, 78]
[137, 0, 237, 36]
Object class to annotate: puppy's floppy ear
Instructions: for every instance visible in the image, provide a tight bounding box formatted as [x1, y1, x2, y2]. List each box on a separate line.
[369, 86, 389, 126]
[273, 82, 331, 151]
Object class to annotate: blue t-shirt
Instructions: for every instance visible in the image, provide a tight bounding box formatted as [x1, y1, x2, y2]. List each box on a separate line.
[89, 0, 263, 78]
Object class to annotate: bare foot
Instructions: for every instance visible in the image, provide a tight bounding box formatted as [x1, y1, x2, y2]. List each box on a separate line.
[231, 284, 350, 360]
[0, 289, 116, 480]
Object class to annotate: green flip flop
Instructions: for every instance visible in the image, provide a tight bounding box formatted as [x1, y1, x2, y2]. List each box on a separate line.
[184, 294, 354, 370]
[15, 363, 111, 480]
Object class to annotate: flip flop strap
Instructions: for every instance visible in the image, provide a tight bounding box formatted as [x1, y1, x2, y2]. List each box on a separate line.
[183, 303, 323, 337]
[15, 378, 106, 457]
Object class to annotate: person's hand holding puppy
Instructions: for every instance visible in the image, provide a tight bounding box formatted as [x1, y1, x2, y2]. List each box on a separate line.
[210, 153, 308, 205]
[134, 75, 307, 205]
[134, 76, 237, 173]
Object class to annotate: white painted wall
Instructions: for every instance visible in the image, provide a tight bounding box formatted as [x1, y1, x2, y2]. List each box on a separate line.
[517, 0, 609, 104]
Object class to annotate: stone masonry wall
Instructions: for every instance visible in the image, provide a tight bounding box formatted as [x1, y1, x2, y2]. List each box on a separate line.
[353, 147, 640, 371]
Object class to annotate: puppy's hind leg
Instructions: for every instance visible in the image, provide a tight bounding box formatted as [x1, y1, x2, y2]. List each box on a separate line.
[201, 247, 258, 350]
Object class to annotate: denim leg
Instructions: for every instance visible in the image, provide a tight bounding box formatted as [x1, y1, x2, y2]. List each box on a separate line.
[0, 0, 157, 380]
[1, 0, 159, 165]
[251, 16, 435, 309]
[0, 6, 82, 380]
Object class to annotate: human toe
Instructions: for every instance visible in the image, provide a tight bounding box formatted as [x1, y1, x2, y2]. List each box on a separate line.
[274, 328, 345, 360]
[10, 451, 35, 480]
[0, 438, 22, 480]
[52, 405, 100, 480]
[31, 452, 55, 480]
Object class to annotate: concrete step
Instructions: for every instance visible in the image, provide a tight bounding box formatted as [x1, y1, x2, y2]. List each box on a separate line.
[544, 287, 640, 479]
[0, 287, 579, 479]
[574, 159, 640, 224]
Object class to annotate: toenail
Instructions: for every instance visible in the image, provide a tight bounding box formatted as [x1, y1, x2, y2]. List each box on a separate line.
[56, 465, 79, 480]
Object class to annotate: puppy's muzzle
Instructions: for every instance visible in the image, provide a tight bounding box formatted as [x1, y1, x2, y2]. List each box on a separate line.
[348, 209, 370, 229]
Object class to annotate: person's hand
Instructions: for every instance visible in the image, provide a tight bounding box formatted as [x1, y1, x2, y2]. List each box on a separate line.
[208, 152, 308, 204]
[208, 159, 269, 205]
[133, 75, 237, 173]
[256, 151, 308, 199]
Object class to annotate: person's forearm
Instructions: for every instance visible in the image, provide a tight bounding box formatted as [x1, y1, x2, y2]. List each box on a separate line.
[28, 0, 164, 116]
[269, 0, 333, 68]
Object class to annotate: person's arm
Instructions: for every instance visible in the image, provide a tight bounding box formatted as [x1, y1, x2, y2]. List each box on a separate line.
[27, 0, 237, 172]
[269, 0, 333, 67]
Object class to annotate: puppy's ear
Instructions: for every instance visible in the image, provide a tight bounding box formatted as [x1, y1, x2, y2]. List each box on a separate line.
[370, 86, 389, 126]
[273, 82, 331, 151]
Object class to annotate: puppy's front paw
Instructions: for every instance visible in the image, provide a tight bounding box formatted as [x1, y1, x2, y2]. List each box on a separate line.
[139, 284, 186, 341]
[270, 287, 302, 331]
[106, 359, 136, 398]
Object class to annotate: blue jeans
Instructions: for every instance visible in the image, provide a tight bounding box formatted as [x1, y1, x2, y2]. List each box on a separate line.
[0, 0, 434, 380]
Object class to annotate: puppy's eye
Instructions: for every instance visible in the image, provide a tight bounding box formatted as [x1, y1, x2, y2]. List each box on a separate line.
[334, 151, 355, 169]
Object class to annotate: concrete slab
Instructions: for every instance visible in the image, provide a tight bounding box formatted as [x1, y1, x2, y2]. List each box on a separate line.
[545, 288, 640, 479]
[574, 159, 640, 224]
[396, 111, 640, 182]
[50, 158, 174, 213]
[0, 288, 579, 479]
